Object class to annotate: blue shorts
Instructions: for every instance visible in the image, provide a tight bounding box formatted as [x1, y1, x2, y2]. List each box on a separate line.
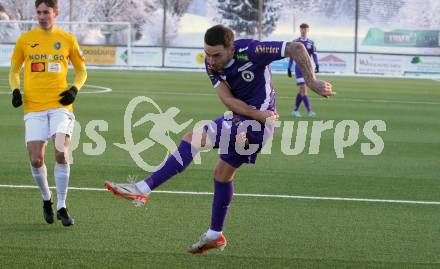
[204, 113, 275, 168]
[294, 65, 305, 86]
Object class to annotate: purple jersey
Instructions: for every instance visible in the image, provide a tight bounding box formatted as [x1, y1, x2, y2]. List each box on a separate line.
[205, 39, 286, 111]
[288, 37, 318, 70]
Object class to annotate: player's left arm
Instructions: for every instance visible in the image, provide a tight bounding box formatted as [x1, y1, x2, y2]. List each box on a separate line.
[69, 35, 87, 90]
[59, 35, 87, 105]
[285, 42, 334, 98]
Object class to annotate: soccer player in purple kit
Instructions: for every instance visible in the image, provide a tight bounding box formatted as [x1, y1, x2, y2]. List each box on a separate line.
[104, 24, 335, 254]
[288, 23, 320, 117]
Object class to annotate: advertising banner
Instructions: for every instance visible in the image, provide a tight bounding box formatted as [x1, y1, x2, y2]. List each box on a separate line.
[130, 47, 163, 67]
[164, 48, 205, 68]
[81, 46, 117, 65]
[0, 45, 14, 66]
[404, 56, 440, 74]
[356, 54, 404, 75]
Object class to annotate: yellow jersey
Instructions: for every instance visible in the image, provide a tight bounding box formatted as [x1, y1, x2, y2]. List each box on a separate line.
[9, 26, 87, 113]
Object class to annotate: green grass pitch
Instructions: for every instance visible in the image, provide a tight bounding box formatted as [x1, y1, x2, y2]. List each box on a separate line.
[0, 68, 439, 268]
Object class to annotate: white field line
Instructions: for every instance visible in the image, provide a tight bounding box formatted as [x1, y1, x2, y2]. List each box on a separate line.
[0, 78, 112, 94]
[1, 184, 439, 205]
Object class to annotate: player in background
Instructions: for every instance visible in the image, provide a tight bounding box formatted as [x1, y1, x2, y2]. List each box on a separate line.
[9, 0, 87, 226]
[287, 23, 319, 117]
[105, 24, 334, 254]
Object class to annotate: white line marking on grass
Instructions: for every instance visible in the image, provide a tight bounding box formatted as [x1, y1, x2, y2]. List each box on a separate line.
[127, 91, 440, 106]
[1, 184, 439, 205]
[0, 78, 112, 94]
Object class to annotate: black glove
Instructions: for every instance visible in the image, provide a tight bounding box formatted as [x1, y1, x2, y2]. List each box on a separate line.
[315, 65, 319, 73]
[59, 86, 78, 105]
[12, 89, 22, 108]
[287, 69, 292, 78]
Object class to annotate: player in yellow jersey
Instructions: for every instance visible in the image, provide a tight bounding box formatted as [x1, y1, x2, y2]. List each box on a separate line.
[9, 0, 87, 226]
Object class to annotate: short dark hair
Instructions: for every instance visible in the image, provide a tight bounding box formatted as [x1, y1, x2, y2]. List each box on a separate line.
[204, 24, 234, 48]
[35, 0, 58, 9]
[300, 23, 309, 29]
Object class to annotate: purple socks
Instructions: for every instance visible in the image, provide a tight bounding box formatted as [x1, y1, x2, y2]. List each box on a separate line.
[210, 179, 234, 232]
[144, 140, 196, 190]
[303, 95, 312, 112]
[294, 93, 302, 111]
[294, 93, 312, 112]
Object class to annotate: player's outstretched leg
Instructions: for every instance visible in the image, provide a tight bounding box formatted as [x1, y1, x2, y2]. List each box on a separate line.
[105, 139, 198, 206]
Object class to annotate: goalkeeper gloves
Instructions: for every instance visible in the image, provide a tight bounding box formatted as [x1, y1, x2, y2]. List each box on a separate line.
[12, 89, 22, 108]
[287, 69, 292, 78]
[315, 65, 319, 73]
[59, 86, 78, 106]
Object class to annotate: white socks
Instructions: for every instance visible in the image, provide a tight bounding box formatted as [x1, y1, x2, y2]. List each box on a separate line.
[205, 229, 222, 240]
[30, 164, 51, 201]
[135, 180, 152, 195]
[54, 163, 70, 210]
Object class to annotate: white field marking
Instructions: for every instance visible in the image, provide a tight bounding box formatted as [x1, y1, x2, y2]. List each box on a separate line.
[1, 184, 439, 205]
[115, 90, 440, 106]
[0, 78, 112, 94]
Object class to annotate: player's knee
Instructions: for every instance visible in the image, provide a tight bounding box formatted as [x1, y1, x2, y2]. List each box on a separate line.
[30, 158, 44, 168]
[55, 151, 68, 164]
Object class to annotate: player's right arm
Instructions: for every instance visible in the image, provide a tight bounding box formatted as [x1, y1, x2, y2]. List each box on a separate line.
[285, 42, 335, 98]
[9, 36, 24, 108]
[215, 82, 278, 123]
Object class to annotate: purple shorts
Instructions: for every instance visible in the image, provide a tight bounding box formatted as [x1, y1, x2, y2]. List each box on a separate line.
[204, 113, 275, 168]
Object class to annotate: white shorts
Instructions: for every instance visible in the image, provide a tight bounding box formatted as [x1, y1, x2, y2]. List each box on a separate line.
[24, 108, 75, 143]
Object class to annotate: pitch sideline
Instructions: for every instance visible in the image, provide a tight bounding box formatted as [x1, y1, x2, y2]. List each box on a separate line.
[0, 184, 439, 205]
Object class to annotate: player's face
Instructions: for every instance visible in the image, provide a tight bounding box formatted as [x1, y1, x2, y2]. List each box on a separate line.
[204, 44, 234, 71]
[300, 27, 309, 38]
[36, 3, 58, 30]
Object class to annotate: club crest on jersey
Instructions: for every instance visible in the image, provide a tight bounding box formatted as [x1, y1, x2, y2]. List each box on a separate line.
[241, 70, 254, 82]
[54, 42, 61, 50]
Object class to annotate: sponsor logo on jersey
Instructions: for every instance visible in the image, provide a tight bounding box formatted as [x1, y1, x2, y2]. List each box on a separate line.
[31, 62, 45, 72]
[255, 45, 280, 54]
[29, 54, 65, 61]
[30, 43, 39, 48]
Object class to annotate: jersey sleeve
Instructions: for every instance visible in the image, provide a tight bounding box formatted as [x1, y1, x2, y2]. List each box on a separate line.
[247, 40, 287, 66]
[205, 60, 224, 88]
[9, 36, 25, 91]
[69, 35, 87, 90]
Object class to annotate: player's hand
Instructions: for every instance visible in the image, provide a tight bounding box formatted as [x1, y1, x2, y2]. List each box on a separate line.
[12, 89, 22, 108]
[287, 69, 292, 78]
[254, 110, 279, 124]
[59, 86, 78, 105]
[315, 65, 319, 73]
[307, 80, 335, 98]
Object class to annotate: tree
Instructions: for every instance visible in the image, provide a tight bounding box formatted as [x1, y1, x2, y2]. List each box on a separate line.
[86, 0, 149, 44]
[217, 0, 282, 39]
[0, 0, 34, 20]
